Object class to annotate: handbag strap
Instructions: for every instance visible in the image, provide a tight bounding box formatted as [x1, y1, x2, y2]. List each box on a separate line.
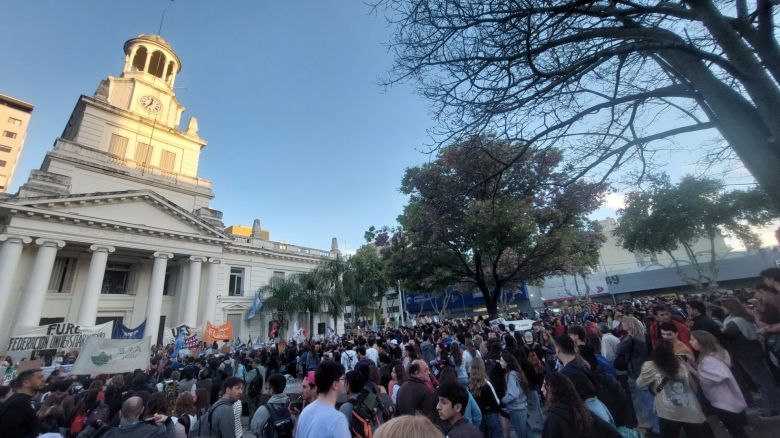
[654, 376, 670, 394]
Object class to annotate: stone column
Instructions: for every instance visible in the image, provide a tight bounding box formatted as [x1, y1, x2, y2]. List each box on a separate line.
[199, 258, 221, 328]
[144, 47, 153, 73]
[144, 252, 173, 346]
[0, 235, 32, 347]
[77, 245, 115, 327]
[16, 238, 66, 327]
[181, 256, 206, 328]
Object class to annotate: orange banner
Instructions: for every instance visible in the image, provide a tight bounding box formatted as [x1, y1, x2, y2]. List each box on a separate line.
[203, 321, 233, 342]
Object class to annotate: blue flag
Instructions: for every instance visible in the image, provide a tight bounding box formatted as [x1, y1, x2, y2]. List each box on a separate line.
[112, 320, 146, 339]
[245, 293, 263, 321]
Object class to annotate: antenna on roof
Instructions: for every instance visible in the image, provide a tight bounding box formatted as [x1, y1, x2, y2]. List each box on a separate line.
[158, 10, 166, 35]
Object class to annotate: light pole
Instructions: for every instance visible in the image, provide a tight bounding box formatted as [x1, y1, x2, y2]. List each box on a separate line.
[398, 280, 405, 327]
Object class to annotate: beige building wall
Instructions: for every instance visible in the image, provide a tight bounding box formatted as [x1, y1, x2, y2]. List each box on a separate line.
[0, 94, 33, 192]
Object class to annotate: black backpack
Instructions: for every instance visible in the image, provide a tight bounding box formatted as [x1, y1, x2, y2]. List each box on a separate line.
[247, 372, 263, 399]
[350, 390, 381, 438]
[261, 402, 293, 438]
[221, 362, 234, 379]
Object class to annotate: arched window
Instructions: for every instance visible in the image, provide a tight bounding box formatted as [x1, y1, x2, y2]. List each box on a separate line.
[148, 50, 166, 78]
[166, 61, 175, 82]
[131, 46, 147, 71]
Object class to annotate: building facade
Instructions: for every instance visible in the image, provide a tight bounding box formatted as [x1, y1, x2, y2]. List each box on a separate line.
[0, 35, 337, 354]
[0, 94, 34, 192]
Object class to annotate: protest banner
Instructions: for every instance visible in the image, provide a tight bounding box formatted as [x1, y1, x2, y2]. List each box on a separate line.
[5, 322, 114, 358]
[203, 321, 233, 342]
[71, 337, 150, 375]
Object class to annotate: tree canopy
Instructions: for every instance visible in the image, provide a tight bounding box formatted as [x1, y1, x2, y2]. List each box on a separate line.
[380, 0, 780, 204]
[372, 136, 606, 318]
[613, 174, 778, 288]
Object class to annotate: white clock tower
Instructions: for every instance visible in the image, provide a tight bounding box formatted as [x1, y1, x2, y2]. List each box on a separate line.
[19, 35, 222, 227]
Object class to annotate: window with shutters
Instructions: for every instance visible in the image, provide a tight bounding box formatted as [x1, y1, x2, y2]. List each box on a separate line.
[135, 142, 152, 165]
[48, 257, 77, 293]
[0, 145, 11, 153]
[108, 134, 129, 157]
[159, 150, 176, 171]
[3, 131, 17, 139]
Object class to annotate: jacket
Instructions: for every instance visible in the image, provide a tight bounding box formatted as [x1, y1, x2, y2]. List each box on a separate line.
[396, 377, 437, 421]
[636, 361, 706, 424]
[697, 353, 746, 414]
[421, 342, 436, 365]
[500, 370, 528, 411]
[691, 314, 723, 341]
[82, 419, 170, 438]
[542, 403, 621, 438]
[209, 398, 237, 438]
[250, 393, 290, 434]
[441, 417, 481, 438]
[722, 317, 764, 359]
[0, 393, 39, 438]
[614, 336, 647, 379]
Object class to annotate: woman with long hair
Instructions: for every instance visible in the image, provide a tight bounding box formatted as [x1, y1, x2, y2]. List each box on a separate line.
[449, 342, 469, 387]
[636, 339, 713, 437]
[500, 351, 530, 438]
[720, 298, 780, 418]
[687, 330, 747, 438]
[542, 373, 620, 438]
[469, 357, 503, 438]
[388, 362, 405, 404]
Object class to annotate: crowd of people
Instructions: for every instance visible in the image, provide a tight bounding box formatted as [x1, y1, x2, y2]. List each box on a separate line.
[1, 267, 780, 438]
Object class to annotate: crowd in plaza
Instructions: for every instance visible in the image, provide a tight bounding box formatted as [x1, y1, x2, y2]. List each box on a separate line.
[1, 267, 780, 438]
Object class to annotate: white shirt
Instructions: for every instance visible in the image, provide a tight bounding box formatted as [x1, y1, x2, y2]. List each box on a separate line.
[366, 347, 379, 366]
[601, 333, 621, 363]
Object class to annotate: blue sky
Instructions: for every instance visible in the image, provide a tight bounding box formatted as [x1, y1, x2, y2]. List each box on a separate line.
[0, 1, 762, 253]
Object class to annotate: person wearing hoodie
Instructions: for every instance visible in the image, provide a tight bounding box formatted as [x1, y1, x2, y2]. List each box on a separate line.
[250, 374, 291, 435]
[685, 330, 747, 438]
[541, 373, 620, 438]
[210, 377, 244, 438]
[421, 335, 437, 365]
[499, 352, 529, 438]
[720, 298, 780, 419]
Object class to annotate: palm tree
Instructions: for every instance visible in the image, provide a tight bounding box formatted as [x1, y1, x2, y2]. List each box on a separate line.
[260, 276, 302, 340]
[295, 270, 328, 339]
[323, 256, 348, 334]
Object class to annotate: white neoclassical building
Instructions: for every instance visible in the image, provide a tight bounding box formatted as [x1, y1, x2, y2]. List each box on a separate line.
[0, 35, 339, 350]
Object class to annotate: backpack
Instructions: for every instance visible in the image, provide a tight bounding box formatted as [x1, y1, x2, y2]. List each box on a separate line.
[590, 370, 635, 428]
[261, 402, 294, 438]
[221, 362, 234, 379]
[189, 400, 229, 438]
[247, 372, 263, 399]
[350, 390, 381, 438]
[178, 415, 191, 436]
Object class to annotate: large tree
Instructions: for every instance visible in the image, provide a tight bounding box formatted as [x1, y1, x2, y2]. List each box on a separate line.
[377, 136, 606, 319]
[345, 244, 391, 324]
[323, 256, 348, 334]
[260, 276, 302, 340]
[613, 175, 777, 289]
[296, 270, 329, 339]
[380, 0, 780, 205]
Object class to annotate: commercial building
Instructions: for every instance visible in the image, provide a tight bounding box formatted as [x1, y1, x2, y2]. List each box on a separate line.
[0, 94, 34, 192]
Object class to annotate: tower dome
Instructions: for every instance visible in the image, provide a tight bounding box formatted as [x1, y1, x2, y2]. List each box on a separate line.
[122, 34, 182, 88]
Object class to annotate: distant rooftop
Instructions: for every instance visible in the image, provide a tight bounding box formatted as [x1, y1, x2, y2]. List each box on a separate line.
[0, 93, 34, 112]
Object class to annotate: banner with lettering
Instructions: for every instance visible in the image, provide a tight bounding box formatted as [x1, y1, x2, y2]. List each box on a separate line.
[203, 321, 233, 342]
[5, 322, 114, 354]
[112, 320, 146, 339]
[71, 338, 150, 375]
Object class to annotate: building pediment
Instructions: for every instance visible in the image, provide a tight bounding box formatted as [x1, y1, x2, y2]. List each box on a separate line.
[1, 190, 229, 241]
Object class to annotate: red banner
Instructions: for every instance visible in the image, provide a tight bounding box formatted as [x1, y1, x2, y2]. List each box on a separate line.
[203, 321, 233, 342]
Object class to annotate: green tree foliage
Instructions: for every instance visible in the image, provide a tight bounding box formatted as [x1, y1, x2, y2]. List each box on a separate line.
[374, 136, 606, 319]
[379, 0, 780, 206]
[296, 270, 328, 339]
[345, 244, 390, 323]
[260, 276, 301, 340]
[323, 256, 348, 334]
[614, 175, 778, 289]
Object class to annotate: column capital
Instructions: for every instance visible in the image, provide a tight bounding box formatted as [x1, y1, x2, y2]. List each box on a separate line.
[35, 238, 66, 249]
[189, 256, 208, 263]
[0, 234, 32, 244]
[89, 244, 115, 253]
[208, 257, 222, 264]
[153, 252, 174, 260]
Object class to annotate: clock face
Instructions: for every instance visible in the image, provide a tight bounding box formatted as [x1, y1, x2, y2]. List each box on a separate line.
[139, 95, 162, 114]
